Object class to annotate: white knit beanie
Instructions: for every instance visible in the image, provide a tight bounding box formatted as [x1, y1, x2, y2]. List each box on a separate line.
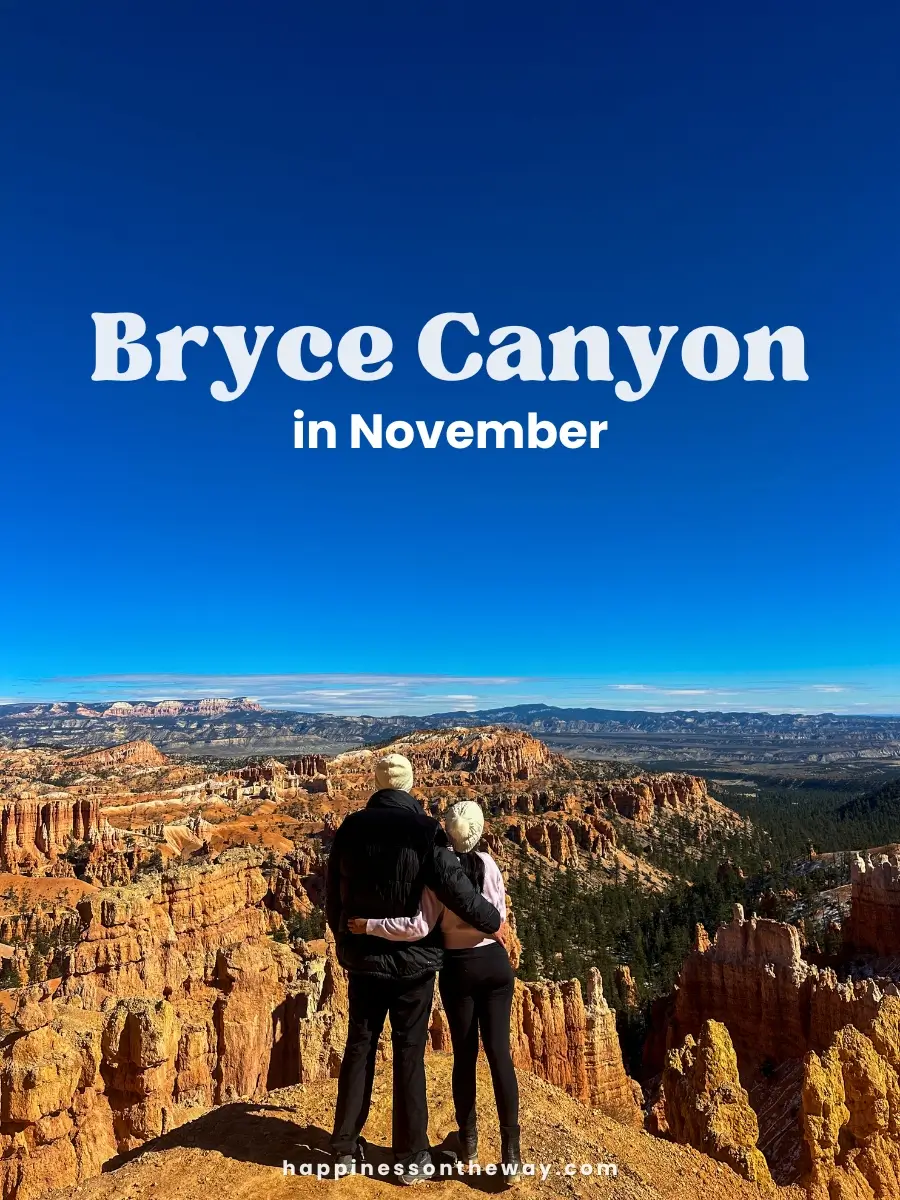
[445, 800, 485, 853]
[374, 753, 414, 793]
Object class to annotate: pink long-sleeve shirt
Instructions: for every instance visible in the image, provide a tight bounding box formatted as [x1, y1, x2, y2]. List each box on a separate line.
[365, 851, 507, 950]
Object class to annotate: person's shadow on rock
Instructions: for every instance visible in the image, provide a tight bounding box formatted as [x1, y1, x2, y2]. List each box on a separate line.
[102, 1107, 504, 1190]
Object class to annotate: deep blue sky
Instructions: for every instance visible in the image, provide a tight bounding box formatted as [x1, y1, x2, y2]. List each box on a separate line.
[2, 2, 898, 713]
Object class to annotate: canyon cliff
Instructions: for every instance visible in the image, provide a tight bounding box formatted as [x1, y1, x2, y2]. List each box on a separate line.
[845, 851, 900, 957]
[0, 794, 100, 874]
[652, 866, 900, 1196]
[666, 904, 896, 1071]
[0, 851, 347, 1198]
[67, 741, 170, 771]
[661, 1020, 772, 1186]
[0, 847, 640, 1199]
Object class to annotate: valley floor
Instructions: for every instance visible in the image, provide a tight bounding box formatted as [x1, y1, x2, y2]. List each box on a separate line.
[53, 1057, 801, 1200]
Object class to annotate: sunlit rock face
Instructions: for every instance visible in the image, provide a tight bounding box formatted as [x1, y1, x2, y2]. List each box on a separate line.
[0, 793, 101, 873]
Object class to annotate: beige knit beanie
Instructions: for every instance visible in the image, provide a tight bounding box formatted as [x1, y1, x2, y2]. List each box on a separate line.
[373, 753, 414, 793]
[444, 800, 485, 853]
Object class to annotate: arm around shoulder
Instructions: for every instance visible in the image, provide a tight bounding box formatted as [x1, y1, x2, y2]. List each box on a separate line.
[426, 843, 501, 935]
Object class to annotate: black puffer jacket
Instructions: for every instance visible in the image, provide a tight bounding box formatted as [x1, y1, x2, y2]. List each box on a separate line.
[325, 789, 501, 979]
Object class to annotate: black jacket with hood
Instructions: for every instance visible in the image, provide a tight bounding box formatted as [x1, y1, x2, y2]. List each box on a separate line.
[325, 788, 501, 979]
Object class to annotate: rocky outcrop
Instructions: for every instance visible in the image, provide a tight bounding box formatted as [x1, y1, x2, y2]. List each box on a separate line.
[509, 967, 642, 1125]
[237, 756, 327, 784]
[0, 794, 100, 873]
[0, 899, 82, 983]
[493, 818, 579, 867]
[332, 728, 553, 786]
[670, 905, 900, 1074]
[657, 900, 900, 1191]
[67, 741, 169, 770]
[671, 905, 815, 1065]
[614, 964, 639, 1010]
[596, 772, 714, 824]
[662, 1020, 773, 1186]
[802, 1022, 900, 1199]
[63, 850, 274, 1005]
[846, 852, 900, 957]
[486, 813, 616, 869]
[0, 854, 347, 1199]
[266, 848, 324, 915]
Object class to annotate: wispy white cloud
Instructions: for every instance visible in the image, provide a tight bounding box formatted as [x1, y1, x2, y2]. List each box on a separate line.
[612, 684, 726, 697]
[661, 688, 715, 695]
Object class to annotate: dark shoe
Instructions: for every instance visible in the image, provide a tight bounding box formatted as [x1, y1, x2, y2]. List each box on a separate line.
[500, 1127, 522, 1188]
[397, 1150, 432, 1185]
[455, 1126, 479, 1161]
[332, 1137, 365, 1176]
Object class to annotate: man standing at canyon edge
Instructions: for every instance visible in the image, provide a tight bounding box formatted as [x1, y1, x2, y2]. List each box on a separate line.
[326, 752, 505, 1184]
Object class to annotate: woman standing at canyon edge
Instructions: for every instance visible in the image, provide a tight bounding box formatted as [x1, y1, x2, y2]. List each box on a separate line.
[351, 800, 521, 1185]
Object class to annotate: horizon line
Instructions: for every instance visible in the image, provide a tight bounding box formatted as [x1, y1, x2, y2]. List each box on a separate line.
[3, 696, 900, 720]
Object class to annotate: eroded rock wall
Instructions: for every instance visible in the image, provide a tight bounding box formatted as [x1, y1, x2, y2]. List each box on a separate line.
[0, 794, 100, 873]
[662, 1020, 773, 1186]
[0, 847, 642, 1199]
[846, 852, 900, 958]
[509, 967, 642, 1124]
[802, 1020, 900, 1200]
[594, 773, 711, 823]
[0, 853, 348, 1198]
[669, 906, 897, 1073]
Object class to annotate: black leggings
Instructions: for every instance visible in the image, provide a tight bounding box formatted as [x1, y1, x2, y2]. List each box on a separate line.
[438, 940, 519, 1135]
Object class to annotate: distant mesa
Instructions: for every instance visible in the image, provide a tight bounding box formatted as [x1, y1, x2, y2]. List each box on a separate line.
[8, 697, 262, 719]
[67, 739, 170, 769]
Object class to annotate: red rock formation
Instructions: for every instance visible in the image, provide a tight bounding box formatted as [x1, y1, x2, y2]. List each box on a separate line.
[236, 756, 330, 795]
[266, 847, 324, 915]
[595, 772, 714, 824]
[68, 741, 169, 770]
[0, 901, 81, 958]
[237, 756, 328, 783]
[332, 728, 553, 787]
[567, 813, 618, 856]
[510, 967, 642, 1125]
[615, 965, 639, 1010]
[669, 904, 900, 1080]
[662, 1020, 773, 1186]
[0, 793, 100, 873]
[0, 852, 348, 1198]
[846, 852, 900, 957]
[671, 904, 816, 1066]
[499, 818, 579, 866]
[485, 813, 616, 869]
[801, 1020, 900, 1200]
[63, 850, 274, 1004]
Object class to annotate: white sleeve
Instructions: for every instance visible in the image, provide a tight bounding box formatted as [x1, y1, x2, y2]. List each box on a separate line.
[364, 887, 443, 941]
[481, 855, 507, 923]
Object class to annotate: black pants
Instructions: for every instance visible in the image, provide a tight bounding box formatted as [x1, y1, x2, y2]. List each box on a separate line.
[331, 970, 435, 1157]
[438, 940, 519, 1135]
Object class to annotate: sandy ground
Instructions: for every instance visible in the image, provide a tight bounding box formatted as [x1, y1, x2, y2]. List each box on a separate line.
[54, 1057, 802, 1200]
[0, 873, 96, 906]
